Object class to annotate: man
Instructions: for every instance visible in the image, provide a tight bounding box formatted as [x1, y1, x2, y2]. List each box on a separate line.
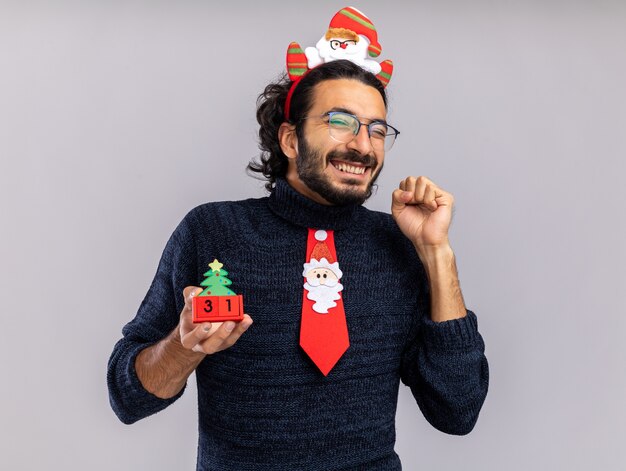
[108, 58, 488, 470]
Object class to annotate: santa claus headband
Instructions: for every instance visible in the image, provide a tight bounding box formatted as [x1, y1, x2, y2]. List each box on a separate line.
[284, 6, 394, 121]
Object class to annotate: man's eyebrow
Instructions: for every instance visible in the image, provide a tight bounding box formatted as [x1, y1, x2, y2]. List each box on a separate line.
[328, 106, 354, 114]
[326, 107, 388, 124]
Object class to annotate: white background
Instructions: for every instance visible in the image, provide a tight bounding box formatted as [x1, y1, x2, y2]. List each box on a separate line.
[1, 1, 625, 469]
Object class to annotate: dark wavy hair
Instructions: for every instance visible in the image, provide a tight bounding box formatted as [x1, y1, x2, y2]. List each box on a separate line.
[247, 60, 388, 191]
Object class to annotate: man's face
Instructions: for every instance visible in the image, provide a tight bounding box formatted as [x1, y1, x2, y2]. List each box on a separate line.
[289, 78, 387, 206]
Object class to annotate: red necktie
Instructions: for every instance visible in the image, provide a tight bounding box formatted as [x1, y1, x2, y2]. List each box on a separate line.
[300, 229, 350, 375]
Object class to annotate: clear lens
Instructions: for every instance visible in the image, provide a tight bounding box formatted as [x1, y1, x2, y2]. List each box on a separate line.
[382, 126, 398, 151]
[369, 122, 388, 140]
[328, 113, 359, 141]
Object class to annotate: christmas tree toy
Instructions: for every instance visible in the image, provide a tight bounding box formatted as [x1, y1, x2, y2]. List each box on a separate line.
[192, 259, 244, 323]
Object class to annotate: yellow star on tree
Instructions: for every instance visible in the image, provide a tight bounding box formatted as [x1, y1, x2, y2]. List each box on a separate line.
[208, 259, 224, 272]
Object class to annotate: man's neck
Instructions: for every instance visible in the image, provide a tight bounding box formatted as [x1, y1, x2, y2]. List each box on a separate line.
[267, 178, 358, 231]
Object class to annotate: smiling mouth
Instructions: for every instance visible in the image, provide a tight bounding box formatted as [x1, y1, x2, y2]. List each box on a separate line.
[330, 160, 369, 176]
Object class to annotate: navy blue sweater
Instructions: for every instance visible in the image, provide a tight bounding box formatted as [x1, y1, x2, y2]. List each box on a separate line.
[108, 178, 489, 470]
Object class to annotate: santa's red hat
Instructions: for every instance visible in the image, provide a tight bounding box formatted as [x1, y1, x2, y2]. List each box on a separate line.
[326, 6, 382, 58]
[310, 230, 334, 262]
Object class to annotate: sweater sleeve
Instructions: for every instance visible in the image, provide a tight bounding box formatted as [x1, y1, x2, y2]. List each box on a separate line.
[107, 212, 198, 424]
[400, 303, 489, 435]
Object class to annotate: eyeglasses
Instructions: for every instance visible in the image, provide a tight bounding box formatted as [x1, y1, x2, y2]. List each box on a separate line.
[302, 111, 400, 151]
[329, 39, 357, 50]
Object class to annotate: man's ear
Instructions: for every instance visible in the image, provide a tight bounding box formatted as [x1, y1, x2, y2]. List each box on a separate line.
[278, 122, 298, 159]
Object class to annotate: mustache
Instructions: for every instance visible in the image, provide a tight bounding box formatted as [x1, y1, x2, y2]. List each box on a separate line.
[326, 149, 377, 168]
[305, 278, 341, 288]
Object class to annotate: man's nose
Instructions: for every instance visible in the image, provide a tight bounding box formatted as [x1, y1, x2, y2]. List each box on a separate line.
[340, 43, 347, 49]
[347, 124, 374, 155]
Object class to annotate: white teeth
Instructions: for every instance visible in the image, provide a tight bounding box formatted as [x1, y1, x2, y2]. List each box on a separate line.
[333, 162, 366, 175]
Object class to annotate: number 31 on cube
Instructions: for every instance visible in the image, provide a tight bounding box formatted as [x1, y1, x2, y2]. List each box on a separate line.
[192, 295, 244, 323]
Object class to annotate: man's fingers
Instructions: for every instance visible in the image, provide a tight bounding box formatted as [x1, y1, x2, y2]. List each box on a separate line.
[192, 314, 253, 355]
[181, 322, 215, 350]
[397, 176, 447, 211]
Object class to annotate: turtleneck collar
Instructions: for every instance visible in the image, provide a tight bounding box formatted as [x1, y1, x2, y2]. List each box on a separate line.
[267, 178, 359, 230]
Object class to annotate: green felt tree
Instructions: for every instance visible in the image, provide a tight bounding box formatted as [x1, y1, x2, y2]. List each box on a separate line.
[199, 259, 236, 296]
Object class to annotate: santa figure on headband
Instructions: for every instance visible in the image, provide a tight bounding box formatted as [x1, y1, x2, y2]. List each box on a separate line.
[305, 6, 383, 75]
[287, 6, 393, 87]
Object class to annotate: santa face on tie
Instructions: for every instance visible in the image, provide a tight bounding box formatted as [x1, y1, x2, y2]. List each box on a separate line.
[303, 257, 344, 314]
[302, 229, 344, 314]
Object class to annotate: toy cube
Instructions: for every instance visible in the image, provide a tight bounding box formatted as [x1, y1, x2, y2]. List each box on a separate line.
[192, 295, 244, 323]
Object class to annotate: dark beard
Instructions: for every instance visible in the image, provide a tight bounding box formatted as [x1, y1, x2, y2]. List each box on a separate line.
[296, 137, 382, 206]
